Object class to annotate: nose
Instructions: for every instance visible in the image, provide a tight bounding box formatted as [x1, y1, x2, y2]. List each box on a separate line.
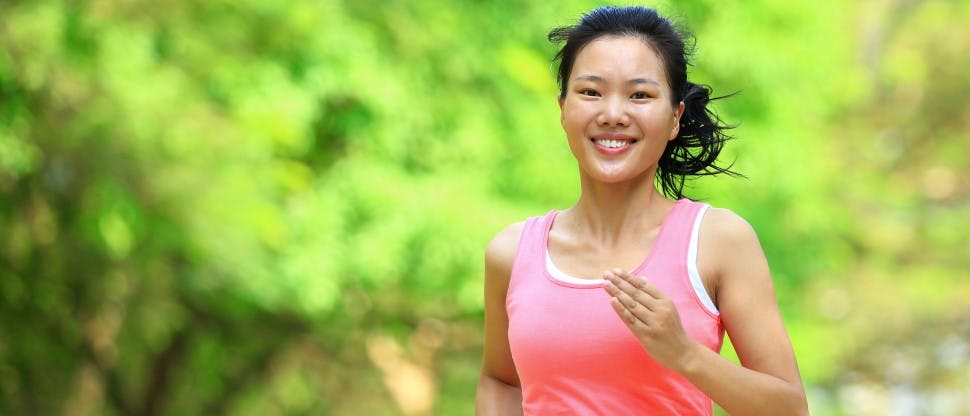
[597, 95, 630, 127]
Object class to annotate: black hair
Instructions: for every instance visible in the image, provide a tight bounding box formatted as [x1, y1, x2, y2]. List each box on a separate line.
[548, 6, 739, 199]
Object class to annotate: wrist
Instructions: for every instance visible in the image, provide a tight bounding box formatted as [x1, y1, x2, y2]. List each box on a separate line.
[675, 340, 706, 376]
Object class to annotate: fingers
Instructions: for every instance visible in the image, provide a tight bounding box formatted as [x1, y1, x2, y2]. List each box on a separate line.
[603, 270, 657, 327]
[604, 270, 689, 359]
[609, 295, 650, 330]
[610, 268, 665, 299]
[603, 269, 660, 311]
[604, 277, 640, 308]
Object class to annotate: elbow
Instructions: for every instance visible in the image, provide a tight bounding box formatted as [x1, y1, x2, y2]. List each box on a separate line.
[785, 384, 810, 416]
[476, 373, 523, 416]
[747, 383, 807, 416]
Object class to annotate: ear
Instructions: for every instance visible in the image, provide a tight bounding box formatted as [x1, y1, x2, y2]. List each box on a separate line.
[558, 96, 565, 126]
[668, 101, 685, 141]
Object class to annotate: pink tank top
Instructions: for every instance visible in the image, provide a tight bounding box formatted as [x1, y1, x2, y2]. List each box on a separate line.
[506, 199, 724, 415]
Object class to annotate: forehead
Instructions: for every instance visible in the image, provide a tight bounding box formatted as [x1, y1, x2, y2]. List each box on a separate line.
[571, 35, 666, 80]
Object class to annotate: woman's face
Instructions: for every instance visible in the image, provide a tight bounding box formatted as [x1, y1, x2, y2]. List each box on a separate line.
[558, 35, 683, 185]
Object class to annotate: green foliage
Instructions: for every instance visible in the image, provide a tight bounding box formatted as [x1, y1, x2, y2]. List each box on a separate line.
[1, 0, 967, 415]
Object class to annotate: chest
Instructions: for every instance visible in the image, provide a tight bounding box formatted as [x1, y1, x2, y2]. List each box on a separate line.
[507, 283, 647, 381]
[547, 229, 662, 279]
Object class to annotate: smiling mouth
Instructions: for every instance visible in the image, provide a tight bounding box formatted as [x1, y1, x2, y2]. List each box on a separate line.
[592, 138, 637, 148]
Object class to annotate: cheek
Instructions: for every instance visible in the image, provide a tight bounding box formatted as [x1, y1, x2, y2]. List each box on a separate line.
[640, 109, 676, 132]
[560, 107, 585, 134]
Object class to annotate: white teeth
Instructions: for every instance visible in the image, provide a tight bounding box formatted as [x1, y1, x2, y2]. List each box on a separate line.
[597, 139, 629, 148]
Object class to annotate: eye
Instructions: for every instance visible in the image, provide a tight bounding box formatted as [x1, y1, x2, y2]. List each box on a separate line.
[579, 89, 600, 97]
[631, 92, 650, 100]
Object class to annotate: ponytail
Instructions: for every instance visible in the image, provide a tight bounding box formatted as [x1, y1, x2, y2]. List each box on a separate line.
[656, 81, 740, 199]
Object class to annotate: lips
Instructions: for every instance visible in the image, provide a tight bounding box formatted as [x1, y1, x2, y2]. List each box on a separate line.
[595, 139, 632, 148]
[591, 133, 637, 153]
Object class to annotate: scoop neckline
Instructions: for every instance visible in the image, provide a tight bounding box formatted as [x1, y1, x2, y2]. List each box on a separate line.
[541, 198, 686, 289]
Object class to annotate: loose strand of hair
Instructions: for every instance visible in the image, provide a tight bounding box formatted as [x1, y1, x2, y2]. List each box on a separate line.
[656, 83, 742, 199]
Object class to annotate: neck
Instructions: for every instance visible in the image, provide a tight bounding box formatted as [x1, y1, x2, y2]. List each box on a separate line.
[562, 171, 674, 247]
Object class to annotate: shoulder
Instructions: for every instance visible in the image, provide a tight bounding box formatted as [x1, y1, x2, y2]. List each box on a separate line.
[698, 206, 768, 279]
[484, 221, 526, 276]
[700, 207, 761, 247]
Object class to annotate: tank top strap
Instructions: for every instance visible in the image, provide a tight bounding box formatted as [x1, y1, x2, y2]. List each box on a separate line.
[508, 211, 558, 293]
[655, 199, 708, 260]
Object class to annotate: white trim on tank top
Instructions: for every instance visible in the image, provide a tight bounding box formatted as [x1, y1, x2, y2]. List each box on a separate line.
[544, 252, 607, 285]
[689, 204, 719, 315]
[544, 204, 719, 315]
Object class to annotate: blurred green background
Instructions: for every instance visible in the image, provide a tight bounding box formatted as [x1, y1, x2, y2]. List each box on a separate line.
[1, 0, 967, 415]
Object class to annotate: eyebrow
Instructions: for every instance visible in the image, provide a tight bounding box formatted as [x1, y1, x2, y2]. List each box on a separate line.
[573, 75, 661, 87]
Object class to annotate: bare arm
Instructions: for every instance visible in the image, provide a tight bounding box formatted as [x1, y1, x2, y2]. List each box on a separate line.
[603, 208, 807, 415]
[679, 208, 808, 415]
[475, 222, 524, 416]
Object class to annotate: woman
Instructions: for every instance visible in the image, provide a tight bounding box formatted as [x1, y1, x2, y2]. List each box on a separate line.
[476, 6, 809, 415]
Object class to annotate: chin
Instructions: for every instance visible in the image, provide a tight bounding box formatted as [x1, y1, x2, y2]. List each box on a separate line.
[588, 171, 637, 184]
[585, 165, 655, 185]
